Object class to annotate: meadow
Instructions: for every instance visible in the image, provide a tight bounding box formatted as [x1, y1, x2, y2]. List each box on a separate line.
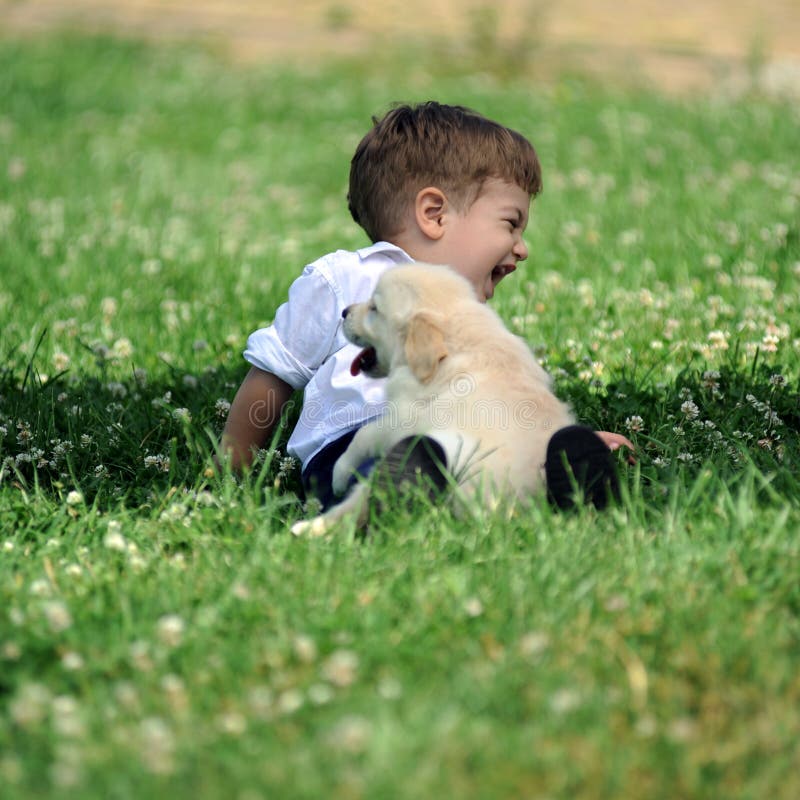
[1, 32, 799, 798]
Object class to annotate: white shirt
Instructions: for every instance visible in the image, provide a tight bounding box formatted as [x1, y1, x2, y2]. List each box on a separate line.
[243, 241, 414, 468]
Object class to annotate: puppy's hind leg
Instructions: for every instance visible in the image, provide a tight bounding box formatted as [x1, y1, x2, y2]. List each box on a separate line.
[374, 435, 450, 499]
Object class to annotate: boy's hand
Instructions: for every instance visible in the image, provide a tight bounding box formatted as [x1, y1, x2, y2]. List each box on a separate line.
[595, 431, 636, 464]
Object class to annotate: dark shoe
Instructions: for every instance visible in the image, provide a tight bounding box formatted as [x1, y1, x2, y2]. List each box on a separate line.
[376, 435, 449, 499]
[545, 425, 619, 510]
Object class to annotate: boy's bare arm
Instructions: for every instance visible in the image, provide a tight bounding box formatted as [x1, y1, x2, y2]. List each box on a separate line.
[219, 367, 293, 470]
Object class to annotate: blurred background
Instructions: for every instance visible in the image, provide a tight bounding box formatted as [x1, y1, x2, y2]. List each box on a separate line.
[2, 0, 799, 94]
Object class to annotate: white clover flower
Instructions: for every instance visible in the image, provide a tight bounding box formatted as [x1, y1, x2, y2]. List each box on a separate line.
[214, 398, 231, 418]
[707, 330, 729, 350]
[326, 715, 372, 753]
[114, 681, 140, 710]
[143, 454, 170, 472]
[51, 695, 86, 738]
[16, 421, 32, 443]
[100, 297, 118, 317]
[321, 649, 359, 688]
[761, 334, 779, 352]
[172, 407, 191, 423]
[619, 229, 641, 247]
[278, 456, 298, 478]
[61, 651, 85, 671]
[7, 157, 26, 180]
[160, 674, 188, 713]
[377, 676, 403, 700]
[247, 686, 274, 719]
[156, 614, 185, 647]
[1, 641, 21, 660]
[139, 718, 175, 775]
[43, 601, 73, 633]
[680, 401, 700, 420]
[106, 382, 127, 399]
[463, 597, 484, 618]
[104, 526, 127, 552]
[65, 490, 84, 507]
[307, 683, 335, 706]
[702, 370, 721, 391]
[52, 351, 71, 371]
[625, 415, 644, 432]
[292, 634, 318, 664]
[217, 712, 247, 736]
[518, 631, 550, 658]
[9, 683, 51, 728]
[550, 688, 581, 714]
[276, 689, 304, 715]
[29, 578, 52, 597]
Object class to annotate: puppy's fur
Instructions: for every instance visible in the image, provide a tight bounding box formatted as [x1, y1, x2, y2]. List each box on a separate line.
[291, 264, 575, 535]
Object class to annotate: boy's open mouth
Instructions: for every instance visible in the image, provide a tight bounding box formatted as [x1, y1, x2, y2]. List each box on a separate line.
[350, 346, 377, 376]
[492, 264, 516, 281]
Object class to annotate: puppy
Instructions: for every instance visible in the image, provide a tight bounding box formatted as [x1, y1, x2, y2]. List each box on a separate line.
[291, 264, 575, 535]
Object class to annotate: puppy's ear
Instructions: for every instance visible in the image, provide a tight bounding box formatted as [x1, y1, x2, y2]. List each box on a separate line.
[405, 313, 447, 383]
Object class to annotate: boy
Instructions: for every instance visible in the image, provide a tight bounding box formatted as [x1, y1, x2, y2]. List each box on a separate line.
[220, 102, 630, 509]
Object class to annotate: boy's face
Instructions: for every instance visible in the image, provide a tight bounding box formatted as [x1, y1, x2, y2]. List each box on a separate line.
[439, 178, 530, 302]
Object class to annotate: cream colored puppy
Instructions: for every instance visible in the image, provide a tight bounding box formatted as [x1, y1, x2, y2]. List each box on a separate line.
[291, 263, 575, 535]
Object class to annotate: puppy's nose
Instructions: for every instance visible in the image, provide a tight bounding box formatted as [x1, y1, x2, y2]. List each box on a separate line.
[342, 306, 350, 319]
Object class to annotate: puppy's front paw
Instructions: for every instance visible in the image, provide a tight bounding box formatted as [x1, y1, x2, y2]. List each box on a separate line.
[331, 458, 355, 496]
[290, 516, 329, 538]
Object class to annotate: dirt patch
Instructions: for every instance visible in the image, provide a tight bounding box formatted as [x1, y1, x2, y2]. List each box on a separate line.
[2, 0, 800, 93]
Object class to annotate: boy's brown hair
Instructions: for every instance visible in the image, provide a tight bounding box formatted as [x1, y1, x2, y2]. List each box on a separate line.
[348, 101, 542, 243]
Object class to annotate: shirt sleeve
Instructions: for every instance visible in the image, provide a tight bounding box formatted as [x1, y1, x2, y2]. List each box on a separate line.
[243, 266, 341, 390]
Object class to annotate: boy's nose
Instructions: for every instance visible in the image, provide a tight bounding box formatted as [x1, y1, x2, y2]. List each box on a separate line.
[514, 238, 529, 261]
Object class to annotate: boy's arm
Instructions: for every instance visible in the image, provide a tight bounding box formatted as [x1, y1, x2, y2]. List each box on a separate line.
[219, 366, 294, 470]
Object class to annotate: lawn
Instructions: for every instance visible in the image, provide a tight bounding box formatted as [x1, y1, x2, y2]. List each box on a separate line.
[1, 33, 799, 798]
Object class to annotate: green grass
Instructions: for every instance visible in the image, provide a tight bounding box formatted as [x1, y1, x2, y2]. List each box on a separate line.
[1, 33, 799, 799]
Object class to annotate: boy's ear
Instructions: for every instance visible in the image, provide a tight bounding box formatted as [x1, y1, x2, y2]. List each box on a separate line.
[414, 187, 448, 241]
[404, 312, 447, 383]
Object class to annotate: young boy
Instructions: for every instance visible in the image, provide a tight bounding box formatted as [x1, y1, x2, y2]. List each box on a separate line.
[220, 102, 631, 509]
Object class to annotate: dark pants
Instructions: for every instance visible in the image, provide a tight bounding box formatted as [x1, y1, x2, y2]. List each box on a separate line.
[301, 428, 377, 511]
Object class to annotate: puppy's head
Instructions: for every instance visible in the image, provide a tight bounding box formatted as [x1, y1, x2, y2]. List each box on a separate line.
[343, 264, 474, 383]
